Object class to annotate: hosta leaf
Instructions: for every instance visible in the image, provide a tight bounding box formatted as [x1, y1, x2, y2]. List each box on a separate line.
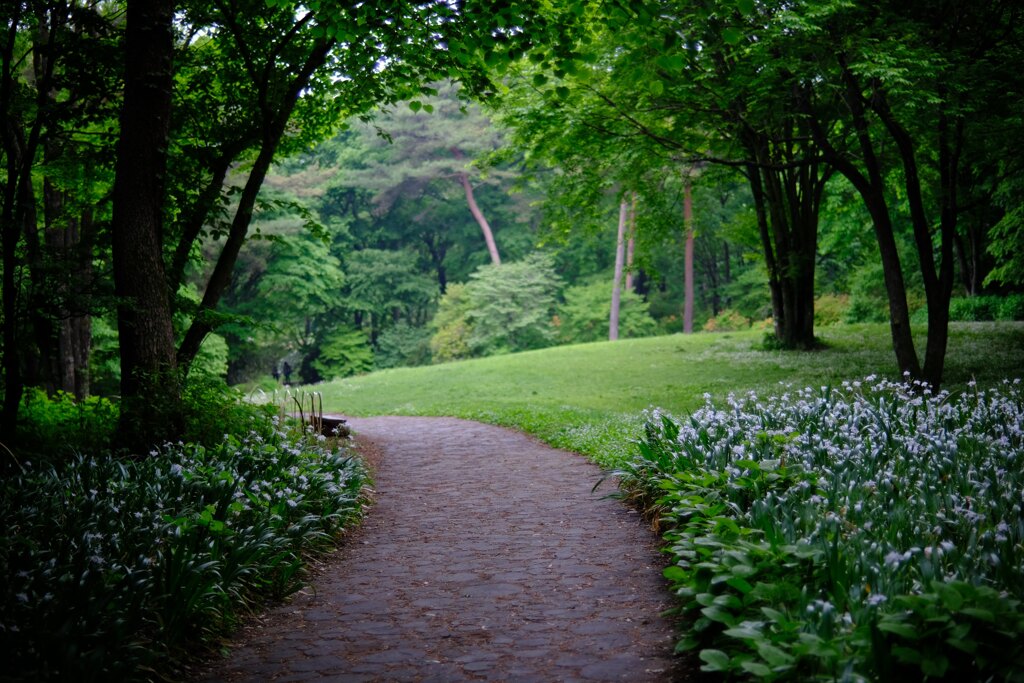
[960, 607, 995, 622]
[724, 626, 763, 640]
[756, 641, 795, 666]
[727, 576, 754, 593]
[699, 649, 730, 672]
[663, 565, 687, 582]
[946, 637, 977, 654]
[741, 661, 772, 676]
[701, 605, 737, 625]
[921, 653, 950, 677]
[877, 621, 919, 639]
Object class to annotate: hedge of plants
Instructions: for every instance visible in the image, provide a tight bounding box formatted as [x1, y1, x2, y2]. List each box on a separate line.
[620, 378, 1024, 681]
[1, 405, 369, 682]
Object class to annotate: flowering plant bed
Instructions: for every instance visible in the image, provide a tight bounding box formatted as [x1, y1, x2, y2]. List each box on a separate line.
[0, 420, 369, 681]
[621, 378, 1024, 681]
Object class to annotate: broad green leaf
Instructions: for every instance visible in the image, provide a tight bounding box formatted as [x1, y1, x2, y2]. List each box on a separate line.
[756, 641, 795, 666]
[741, 661, 772, 676]
[960, 607, 996, 622]
[877, 620, 919, 639]
[699, 649, 730, 672]
[408, 100, 422, 112]
[649, 79, 665, 96]
[921, 653, 950, 677]
[726, 576, 754, 593]
[738, 0, 755, 14]
[701, 605, 737, 625]
[724, 626, 763, 640]
[663, 565, 687, 582]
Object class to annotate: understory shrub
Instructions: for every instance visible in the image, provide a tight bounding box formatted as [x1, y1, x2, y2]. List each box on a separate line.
[620, 378, 1024, 681]
[948, 294, 1024, 322]
[557, 279, 658, 343]
[703, 308, 751, 332]
[0, 422, 369, 682]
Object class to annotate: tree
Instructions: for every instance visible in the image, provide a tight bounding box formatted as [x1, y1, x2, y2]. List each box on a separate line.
[794, 0, 1024, 386]
[110, 0, 181, 446]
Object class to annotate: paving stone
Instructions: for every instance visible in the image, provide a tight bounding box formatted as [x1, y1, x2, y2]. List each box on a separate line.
[190, 417, 687, 682]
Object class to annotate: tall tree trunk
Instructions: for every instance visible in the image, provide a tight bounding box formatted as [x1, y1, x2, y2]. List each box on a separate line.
[609, 199, 628, 341]
[803, 74, 921, 377]
[176, 38, 334, 370]
[111, 0, 182, 449]
[625, 192, 636, 292]
[451, 147, 500, 265]
[683, 179, 695, 334]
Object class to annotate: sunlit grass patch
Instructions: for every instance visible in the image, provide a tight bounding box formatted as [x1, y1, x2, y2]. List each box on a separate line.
[621, 378, 1024, 680]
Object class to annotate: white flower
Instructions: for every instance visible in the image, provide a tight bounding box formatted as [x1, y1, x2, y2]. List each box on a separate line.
[867, 593, 887, 606]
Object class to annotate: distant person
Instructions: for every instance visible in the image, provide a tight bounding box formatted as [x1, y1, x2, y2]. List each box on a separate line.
[282, 362, 292, 385]
[272, 365, 280, 382]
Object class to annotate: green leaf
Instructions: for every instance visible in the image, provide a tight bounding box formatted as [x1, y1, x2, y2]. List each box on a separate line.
[722, 27, 745, 45]
[701, 605, 737, 625]
[649, 79, 664, 96]
[877, 620, 919, 639]
[423, 104, 434, 114]
[408, 100, 422, 112]
[532, 73, 548, 87]
[741, 661, 772, 676]
[555, 86, 570, 100]
[934, 582, 964, 610]
[946, 637, 977, 654]
[737, 0, 755, 14]
[756, 641, 795, 666]
[699, 649, 730, 672]
[663, 565, 687, 582]
[920, 653, 950, 677]
[727, 576, 754, 593]
[724, 626, 763, 640]
[961, 607, 995, 622]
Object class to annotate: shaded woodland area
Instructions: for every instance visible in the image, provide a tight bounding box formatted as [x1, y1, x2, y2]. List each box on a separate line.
[2, 0, 1023, 449]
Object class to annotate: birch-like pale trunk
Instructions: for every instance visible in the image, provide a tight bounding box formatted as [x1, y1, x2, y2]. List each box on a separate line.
[609, 199, 628, 341]
[625, 192, 637, 292]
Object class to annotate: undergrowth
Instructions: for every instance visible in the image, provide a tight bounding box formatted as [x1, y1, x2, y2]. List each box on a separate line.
[0, 417, 369, 682]
[618, 378, 1024, 681]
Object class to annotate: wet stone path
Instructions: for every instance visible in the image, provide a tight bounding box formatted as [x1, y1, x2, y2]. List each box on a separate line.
[196, 416, 683, 682]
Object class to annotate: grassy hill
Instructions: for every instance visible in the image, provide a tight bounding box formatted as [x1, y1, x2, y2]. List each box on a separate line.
[311, 322, 1024, 466]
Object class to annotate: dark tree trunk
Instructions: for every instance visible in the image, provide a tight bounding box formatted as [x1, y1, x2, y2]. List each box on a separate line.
[804, 71, 922, 378]
[111, 0, 182, 449]
[177, 39, 334, 370]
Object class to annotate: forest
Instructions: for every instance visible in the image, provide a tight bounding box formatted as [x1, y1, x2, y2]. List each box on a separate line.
[3, 1, 1024, 680]
[2, 1, 1023, 449]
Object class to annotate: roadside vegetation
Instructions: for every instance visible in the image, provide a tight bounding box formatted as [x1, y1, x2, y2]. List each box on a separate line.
[314, 322, 1024, 680]
[315, 322, 1024, 468]
[1, 395, 367, 681]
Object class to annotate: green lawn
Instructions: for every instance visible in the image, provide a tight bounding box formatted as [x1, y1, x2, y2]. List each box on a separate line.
[312, 322, 1024, 467]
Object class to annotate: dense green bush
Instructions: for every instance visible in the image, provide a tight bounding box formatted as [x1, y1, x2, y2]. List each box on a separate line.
[13, 389, 119, 458]
[813, 293, 850, 327]
[375, 321, 433, 369]
[0, 420, 368, 682]
[430, 254, 562, 360]
[556, 279, 658, 343]
[310, 325, 374, 380]
[948, 294, 1024, 322]
[621, 379, 1024, 681]
[703, 308, 751, 332]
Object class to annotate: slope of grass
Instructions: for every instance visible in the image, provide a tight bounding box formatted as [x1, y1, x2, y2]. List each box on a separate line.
[314, 323, 1024, 467]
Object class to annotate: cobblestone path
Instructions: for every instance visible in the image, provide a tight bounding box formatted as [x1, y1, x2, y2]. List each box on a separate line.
[196, 416, 683, 682]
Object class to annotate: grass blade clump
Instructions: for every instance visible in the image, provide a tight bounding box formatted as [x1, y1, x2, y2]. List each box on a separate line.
[0, 420, 369, 682]
[622, 377, 1024, 681]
